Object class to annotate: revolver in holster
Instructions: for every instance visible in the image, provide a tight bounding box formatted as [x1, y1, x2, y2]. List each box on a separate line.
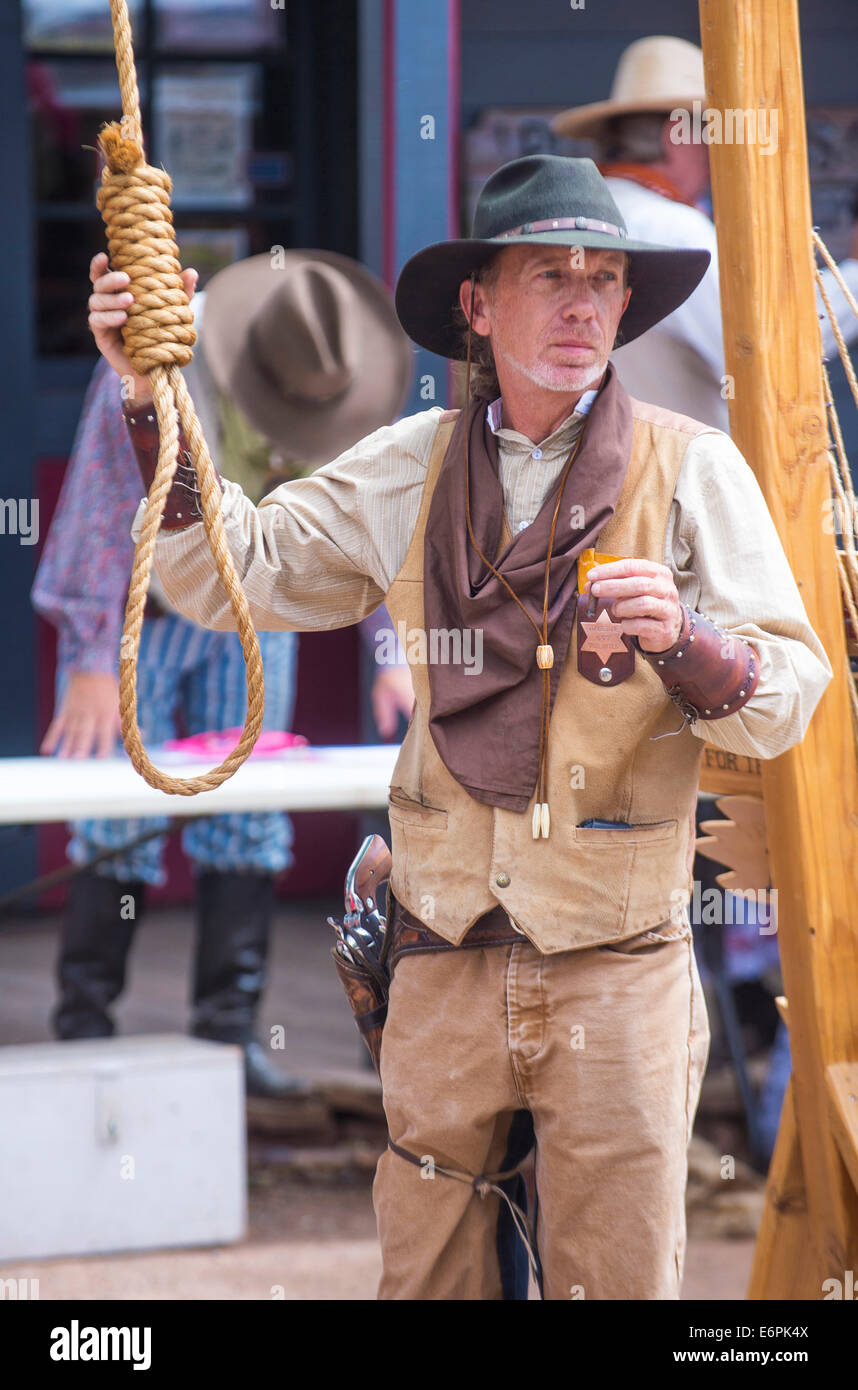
[327, 834, 392, 1076]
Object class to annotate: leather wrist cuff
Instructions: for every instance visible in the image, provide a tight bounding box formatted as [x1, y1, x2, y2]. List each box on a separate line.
[633, 604, 760, 726]
[122, 402, 225, 530]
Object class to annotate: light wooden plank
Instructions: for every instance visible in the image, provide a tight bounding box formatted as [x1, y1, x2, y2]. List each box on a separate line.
[747, 1080, 821, 1299]
[699, 744, 764, 796]
[826, 1063, 858, 1199]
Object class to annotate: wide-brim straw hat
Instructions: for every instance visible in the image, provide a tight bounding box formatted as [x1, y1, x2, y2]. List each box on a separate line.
[395, 154, 709, 360]
[552, 35, 706, 141]
[202, 249, 413, 464]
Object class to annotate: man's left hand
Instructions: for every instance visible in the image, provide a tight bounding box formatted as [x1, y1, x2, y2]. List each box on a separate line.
[584, 558, 684, 654]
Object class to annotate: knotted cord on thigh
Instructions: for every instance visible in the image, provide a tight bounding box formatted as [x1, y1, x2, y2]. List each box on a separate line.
[98, 0, 264, 795]
[386, 1135, 542, 1295]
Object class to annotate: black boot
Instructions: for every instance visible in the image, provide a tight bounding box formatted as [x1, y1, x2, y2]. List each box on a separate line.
[53, 871, 145, 1040]
[191, 870, 309, 1099]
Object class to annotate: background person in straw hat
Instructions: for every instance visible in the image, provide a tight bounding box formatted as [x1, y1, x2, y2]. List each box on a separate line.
[86, 153, 831, 1298]
[553, 34, 858, 432]
[33, 249, 413, 1098]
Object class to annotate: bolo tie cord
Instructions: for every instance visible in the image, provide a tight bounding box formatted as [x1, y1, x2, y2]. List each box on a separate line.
[462, 272, 592, 839]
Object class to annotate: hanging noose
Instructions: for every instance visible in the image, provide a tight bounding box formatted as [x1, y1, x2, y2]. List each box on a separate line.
[97, 0, 265, 794]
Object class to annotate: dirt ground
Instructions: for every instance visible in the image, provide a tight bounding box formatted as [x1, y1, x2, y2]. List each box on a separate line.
[0, 899, 761, 1300]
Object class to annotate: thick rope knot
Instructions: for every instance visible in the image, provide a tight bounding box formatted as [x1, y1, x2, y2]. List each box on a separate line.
[98, 121, 143, 173]
[97, 120, 196, 376]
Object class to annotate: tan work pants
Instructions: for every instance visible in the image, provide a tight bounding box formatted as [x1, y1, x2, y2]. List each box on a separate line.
[373, 917, 710, 1300]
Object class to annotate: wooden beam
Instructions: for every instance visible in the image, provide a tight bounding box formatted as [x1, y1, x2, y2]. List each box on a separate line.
[827, 1063, 858, 1199]
[747, 1080, 820, 1299]
[699, 0, 858, 1287]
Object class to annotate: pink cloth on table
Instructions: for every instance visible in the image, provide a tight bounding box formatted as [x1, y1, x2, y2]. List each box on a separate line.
[162, 728, 309, 758]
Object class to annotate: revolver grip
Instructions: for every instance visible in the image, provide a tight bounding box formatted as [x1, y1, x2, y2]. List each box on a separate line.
[352, 833, 392, 907]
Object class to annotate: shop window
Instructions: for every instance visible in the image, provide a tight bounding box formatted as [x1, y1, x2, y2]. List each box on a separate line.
[25, 0, 294, 356]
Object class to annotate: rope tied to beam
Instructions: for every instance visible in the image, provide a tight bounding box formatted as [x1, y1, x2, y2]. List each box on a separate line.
[98, 0, 264, 796]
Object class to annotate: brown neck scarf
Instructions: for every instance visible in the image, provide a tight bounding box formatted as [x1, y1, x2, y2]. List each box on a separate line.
[423, 363, 634, 813]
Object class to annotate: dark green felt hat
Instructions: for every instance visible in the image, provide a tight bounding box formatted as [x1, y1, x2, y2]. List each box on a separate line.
[395, 154, 710, 358]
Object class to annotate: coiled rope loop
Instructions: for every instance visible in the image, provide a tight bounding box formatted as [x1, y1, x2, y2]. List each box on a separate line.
[99, 0, 264, 795]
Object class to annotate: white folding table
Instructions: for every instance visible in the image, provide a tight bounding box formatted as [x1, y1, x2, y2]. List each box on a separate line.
[0, 745, 401, 825]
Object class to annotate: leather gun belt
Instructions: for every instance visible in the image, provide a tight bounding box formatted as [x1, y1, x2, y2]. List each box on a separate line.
[388, 896, 526, 975]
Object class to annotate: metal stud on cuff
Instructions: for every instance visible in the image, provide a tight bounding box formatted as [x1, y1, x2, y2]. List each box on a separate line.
[704, 647, 756, 716]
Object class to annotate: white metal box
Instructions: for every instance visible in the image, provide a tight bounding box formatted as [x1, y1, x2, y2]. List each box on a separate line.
[0, 1034, 246, 1260]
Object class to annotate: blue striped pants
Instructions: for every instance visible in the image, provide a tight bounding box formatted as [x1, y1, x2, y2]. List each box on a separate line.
[56, 613, 298, 884]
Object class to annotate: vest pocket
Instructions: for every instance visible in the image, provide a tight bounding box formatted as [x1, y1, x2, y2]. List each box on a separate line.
[572, 817, 678, 846]
[387, 792, 450, 924]
[388, 786, 449, 831]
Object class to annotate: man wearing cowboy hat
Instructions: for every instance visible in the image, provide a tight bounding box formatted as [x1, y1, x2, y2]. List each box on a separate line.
[553, 34, 858, 431]
[87, 154, 831, 1299]
[36, 249, 413, 1097]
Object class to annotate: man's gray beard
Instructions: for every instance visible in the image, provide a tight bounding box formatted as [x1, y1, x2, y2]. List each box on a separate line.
[498, 345, 608, 394]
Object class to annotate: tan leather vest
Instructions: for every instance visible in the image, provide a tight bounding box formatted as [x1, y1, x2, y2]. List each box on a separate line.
[385, 397, 708, 953]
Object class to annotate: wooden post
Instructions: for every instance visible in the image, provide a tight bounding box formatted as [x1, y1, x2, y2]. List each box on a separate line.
[698, 0, 858, 1291]
[747, 1079, 821, 1300]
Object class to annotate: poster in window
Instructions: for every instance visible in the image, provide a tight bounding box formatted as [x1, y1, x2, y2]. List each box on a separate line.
[153, 67, 257, 209]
